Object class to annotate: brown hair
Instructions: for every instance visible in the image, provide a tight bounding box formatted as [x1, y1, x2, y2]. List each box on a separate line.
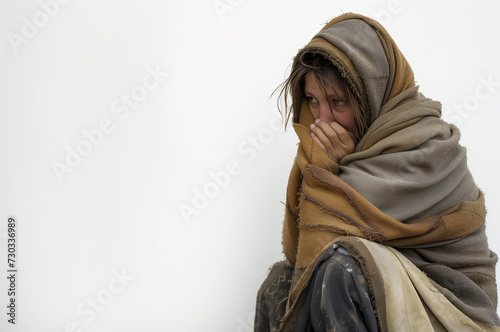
[274, 52, 369, 141]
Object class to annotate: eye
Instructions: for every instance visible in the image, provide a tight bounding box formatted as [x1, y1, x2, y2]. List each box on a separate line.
[307, 96, 319, 107]
[331, 99, 346, 106]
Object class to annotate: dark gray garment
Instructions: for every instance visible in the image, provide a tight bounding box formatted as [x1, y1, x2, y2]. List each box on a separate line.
[254, 246, 378, 332]
[254, 261, 293, 332]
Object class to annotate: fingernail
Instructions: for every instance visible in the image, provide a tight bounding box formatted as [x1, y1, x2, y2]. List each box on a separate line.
[310, 123, 316, 129]
[311, 132, 316, 137]
[315, 119, 320, 123]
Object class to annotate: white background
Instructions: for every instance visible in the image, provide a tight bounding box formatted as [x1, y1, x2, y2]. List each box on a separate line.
[1, 0, 499, 331]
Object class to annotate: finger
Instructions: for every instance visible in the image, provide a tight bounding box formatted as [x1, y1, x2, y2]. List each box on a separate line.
[315, 121, 356, 151]
[312, 121, 349, 152]
[325, 121, 353, 147]
[310, 123, 338, 157]
[311, 131, 329, 155]
[314, 121, 342, 147]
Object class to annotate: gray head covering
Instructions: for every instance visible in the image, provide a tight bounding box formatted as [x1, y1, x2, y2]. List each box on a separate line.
[315, 19, 390, 124]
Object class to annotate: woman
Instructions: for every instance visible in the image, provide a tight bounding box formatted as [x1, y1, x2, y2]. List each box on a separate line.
[254, 13, 500, 332]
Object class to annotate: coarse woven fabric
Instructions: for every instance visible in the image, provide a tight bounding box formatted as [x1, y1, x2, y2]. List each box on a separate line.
[280, 12, 499, 329]
[280, 237, 500, 332]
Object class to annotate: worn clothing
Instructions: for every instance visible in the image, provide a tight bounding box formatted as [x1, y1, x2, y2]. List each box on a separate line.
[279, 237, 500, 331]
[258, 12, 499, 332]
[255, 246, 377, 332]
[290, 245, 377, 332]
[255, 261, 293, 332]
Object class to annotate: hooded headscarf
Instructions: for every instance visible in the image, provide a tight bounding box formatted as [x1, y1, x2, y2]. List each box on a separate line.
[281, 12, 499, 329]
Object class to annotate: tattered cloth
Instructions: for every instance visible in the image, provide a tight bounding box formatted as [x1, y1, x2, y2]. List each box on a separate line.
[280, 13, 499, 330]
[281, 236, 499, 331]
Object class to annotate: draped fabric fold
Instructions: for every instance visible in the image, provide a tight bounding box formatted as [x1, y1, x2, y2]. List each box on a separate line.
[280, 12, 499, 329]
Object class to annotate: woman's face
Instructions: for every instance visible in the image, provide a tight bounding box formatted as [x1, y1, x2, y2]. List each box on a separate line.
[304, 71, 355, 134]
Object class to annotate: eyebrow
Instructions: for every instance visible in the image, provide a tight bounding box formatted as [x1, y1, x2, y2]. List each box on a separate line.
[304, 90, 342, 99]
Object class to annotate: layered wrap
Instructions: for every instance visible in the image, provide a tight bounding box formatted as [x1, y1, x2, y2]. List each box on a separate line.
[280, 13, 499, 330]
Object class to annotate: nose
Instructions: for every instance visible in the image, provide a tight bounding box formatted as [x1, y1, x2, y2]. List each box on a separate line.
[318, 104, 335, 124]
